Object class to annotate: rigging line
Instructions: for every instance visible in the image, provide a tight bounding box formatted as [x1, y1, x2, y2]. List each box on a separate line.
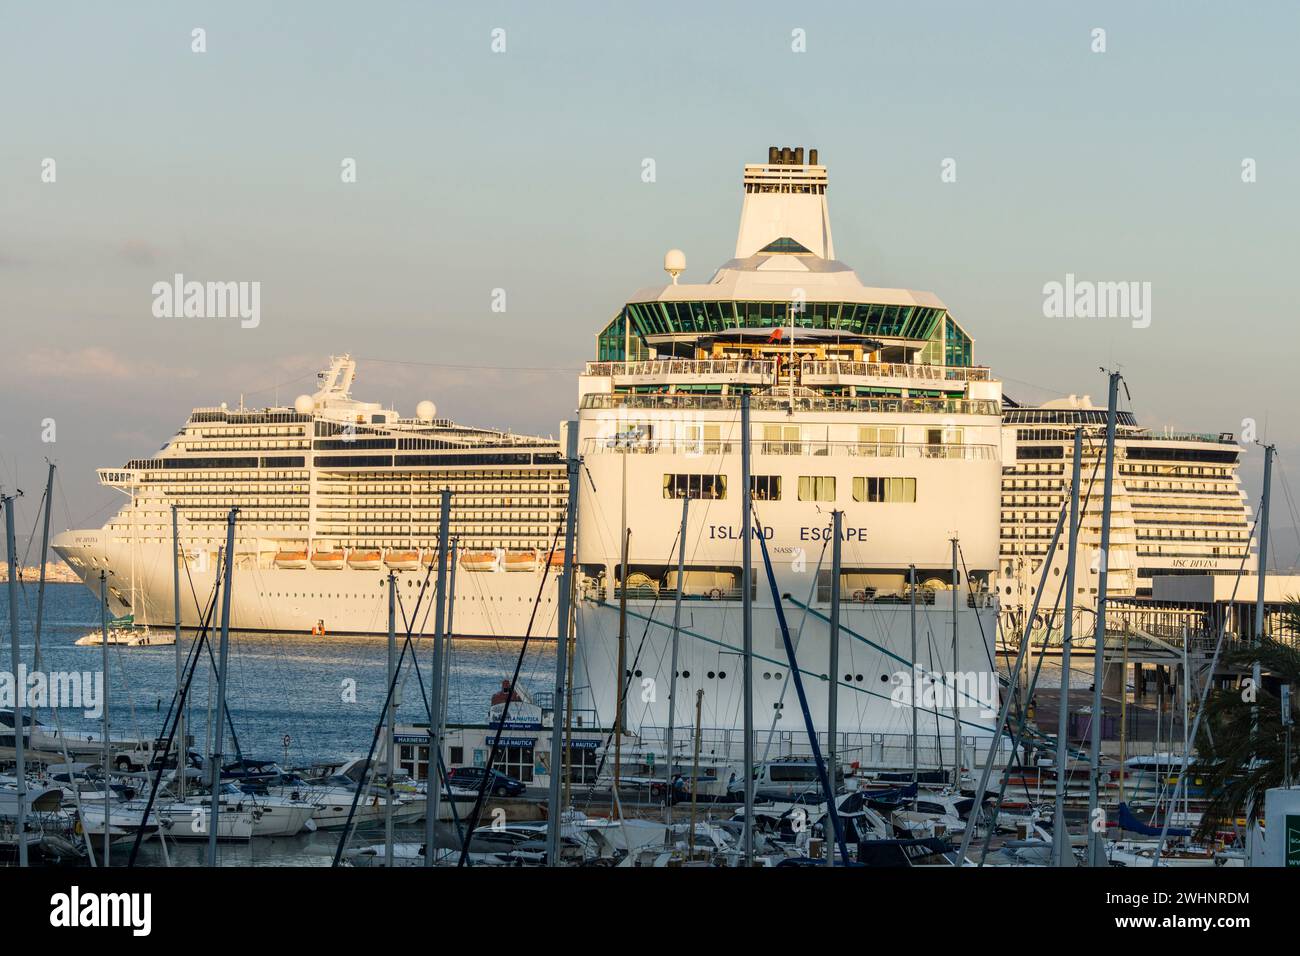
[331, 580, 468, 865]
[577, 521, 689, 809]
[923, 621, 946, 777]
[127, 560, 222, 866]
[753, 502, 851, 866]
[456, 512, 567, 867]
[757, 535, 830, 770]
[977, 555, 1077, 865]
[1151, 508, 1261, 863]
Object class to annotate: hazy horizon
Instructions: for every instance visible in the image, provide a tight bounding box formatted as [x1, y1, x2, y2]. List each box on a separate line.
[2, 2, 1298, 570]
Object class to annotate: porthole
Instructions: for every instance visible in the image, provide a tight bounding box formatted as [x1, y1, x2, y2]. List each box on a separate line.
[707, 671, 716, 679]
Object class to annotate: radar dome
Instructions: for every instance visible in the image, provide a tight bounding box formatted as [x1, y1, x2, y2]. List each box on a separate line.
[664, 249, 686, 283]
[294, 394, 315, 415]
[416, 400, 437, 422]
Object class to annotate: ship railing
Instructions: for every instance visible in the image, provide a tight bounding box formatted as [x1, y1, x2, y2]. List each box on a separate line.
[637, 727, 1012, 773]
[597, 585, 997, 607]
[583, 438, 996, 460]
[580, 393, 1001, 416]
[585, 359, 776, 379]
[802, 360, 992, 383]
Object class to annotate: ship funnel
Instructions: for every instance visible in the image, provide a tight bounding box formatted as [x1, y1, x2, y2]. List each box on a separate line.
[737, 147, 834, 258]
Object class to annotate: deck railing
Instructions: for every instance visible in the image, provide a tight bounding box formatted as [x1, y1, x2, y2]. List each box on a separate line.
[581, 393, 1000, 416]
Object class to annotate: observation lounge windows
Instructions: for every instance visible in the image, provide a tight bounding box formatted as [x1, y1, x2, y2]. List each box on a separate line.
[663, 474, 727, 499]
[750, 475, 782, 501]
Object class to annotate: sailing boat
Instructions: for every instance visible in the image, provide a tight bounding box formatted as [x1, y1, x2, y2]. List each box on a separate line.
[74, 495, 174, 647]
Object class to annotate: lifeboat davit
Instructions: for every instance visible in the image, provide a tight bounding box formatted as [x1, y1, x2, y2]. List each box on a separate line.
[503, 549, 537, 572]
[384, 550, 421, 570]
[274, 550, 308, 569]
[311, 550, 345, 570]
[348, 550, 382, 570]
[459, 551, 498, 572]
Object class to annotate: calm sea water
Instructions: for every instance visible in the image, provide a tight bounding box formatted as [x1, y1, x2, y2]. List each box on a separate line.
[2, 583, 559, 865]
[1, 582, 556, 765]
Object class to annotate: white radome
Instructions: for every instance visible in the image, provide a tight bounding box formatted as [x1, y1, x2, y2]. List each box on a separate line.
[416, 400, 436, 422]
[294, 394, 315, 415]
[664, 248, 686, 280]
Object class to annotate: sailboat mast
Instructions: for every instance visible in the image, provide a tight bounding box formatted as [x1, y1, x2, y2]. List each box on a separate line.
[546, 424, 579, 867]
[208, 508, 237, 866]
[1055, 428, 1082, 867]
[3, 491, 28, 867]
[34, 463, 55, 673]
[740, 393, 755, 865]
[910, 563, 918, 810]
[1088, 370, 1121, 867]
[614, 430, 631, 799]
[827, 509, 842, 865]
[424, 490, 451, 866]
[1252, 444, 1274, 742]
[100, 569, 110, 866]
[172, 504, 184, 800]
[664, 494, 689, 836]
[385, 571, 396, 868]
[951, 536, 960, 788]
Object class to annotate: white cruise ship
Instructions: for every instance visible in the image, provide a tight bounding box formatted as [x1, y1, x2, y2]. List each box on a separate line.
[998, 394, 1256, 621]
[568, 147, 1003, 765]
[52, 356, 568, 639]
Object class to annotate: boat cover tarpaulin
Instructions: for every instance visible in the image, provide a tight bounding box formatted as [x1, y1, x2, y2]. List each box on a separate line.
[1117, 801, 1190, 837]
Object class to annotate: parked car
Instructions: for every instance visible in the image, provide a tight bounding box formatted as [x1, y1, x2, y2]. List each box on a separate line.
[446, 766, 526, 797]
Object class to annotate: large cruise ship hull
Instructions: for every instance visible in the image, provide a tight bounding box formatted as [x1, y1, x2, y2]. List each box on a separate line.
[53, 531, 561, 639]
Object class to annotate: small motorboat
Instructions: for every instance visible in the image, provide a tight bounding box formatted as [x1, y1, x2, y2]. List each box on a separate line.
[460, 551, 498, 572]
[348, 550, 382, 570]
[273, 550, 308, 569]
[503, 550, 537, 572]
[384, 550, 421, 570]
[311, 550, 345, 570]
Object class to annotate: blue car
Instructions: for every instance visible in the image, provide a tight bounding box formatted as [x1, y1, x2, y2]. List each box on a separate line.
[446, 766, 526, 797]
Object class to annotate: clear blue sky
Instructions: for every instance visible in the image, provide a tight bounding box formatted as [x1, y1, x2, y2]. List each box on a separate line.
[2, 1, 1297, 567]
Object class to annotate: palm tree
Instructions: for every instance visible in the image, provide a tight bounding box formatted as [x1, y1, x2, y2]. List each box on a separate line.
[1193, 600, 1300, 839]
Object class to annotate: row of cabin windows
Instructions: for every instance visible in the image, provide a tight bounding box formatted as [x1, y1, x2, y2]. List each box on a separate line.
[662, 474, 917, 503]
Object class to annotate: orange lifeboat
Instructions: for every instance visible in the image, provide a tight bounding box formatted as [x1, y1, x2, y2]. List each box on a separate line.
[459, 551, 498, 572]
[546, 550, 565, 568]
[503, 549, 537, 572]
[274, 550, 308, 569]
[310, 550, 345, 570]
[348, 550, 382, 570]
[384, 550, 421, 570]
